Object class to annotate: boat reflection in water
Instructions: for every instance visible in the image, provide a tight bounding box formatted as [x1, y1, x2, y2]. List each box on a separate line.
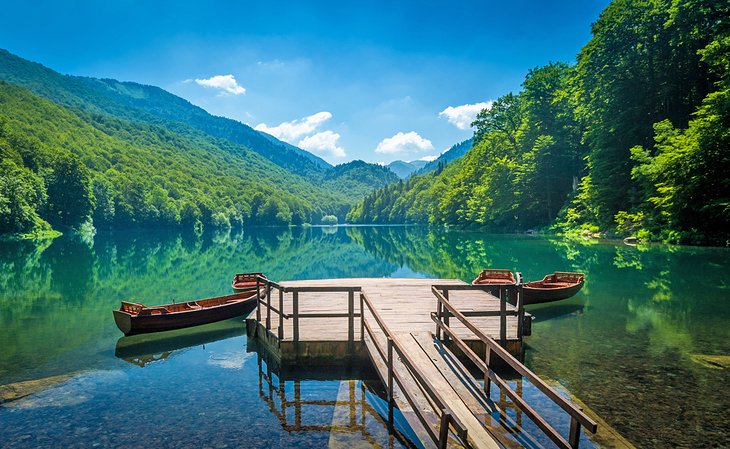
[251, 341, 420, 449]
[114, 318, 246, 367]
[528, 302, 585, 323]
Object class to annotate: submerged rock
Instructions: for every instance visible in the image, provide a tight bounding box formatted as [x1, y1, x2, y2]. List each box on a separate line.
[690, 354, 730, 369]
[0, 373, 77, 404]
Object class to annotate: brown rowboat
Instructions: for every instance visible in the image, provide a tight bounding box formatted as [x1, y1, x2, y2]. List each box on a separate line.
[523, 272, 584, 304]
[232, 272, 266, 292]
[471, 269, 516, 285]
[472, 269, 585, 305]
[113, 288, 263, 336]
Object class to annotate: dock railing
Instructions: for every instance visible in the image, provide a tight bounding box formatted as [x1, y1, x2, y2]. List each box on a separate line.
[431, 285, 598, 449]
[360, 291, 470, 449]
[255, 276, 362, 352]
[432, 273, 526, 345]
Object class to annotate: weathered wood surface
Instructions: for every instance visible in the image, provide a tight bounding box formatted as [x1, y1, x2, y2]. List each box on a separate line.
[262, 278, 520, 344]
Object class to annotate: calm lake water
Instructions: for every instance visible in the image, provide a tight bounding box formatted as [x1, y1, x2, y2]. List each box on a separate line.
[1, 226, 728, 448]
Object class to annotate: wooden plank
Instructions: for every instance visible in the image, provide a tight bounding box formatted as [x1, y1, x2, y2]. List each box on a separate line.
[413, 333, 546, 449]
[363, 333, 440, 449]
[397, 333, 502, 449]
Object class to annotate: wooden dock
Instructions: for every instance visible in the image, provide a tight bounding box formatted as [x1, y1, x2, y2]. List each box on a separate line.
[246, 277, 597, 449]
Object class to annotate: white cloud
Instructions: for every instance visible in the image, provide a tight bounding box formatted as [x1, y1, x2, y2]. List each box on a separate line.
[255, 111, 332, 143]
[418, 155, 438, 162]
[195, 74, 246, 95]
[298, 130, 346, 158]
[208, 352, 253, 370]
[375, 132, 435, 154]
[439, 101, 493, 130]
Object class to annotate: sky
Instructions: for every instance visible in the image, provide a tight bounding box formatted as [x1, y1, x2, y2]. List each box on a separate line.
[1, 0, 610, 165]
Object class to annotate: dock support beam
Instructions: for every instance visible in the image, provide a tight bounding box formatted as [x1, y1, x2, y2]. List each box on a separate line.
[348, 289, 354, 354]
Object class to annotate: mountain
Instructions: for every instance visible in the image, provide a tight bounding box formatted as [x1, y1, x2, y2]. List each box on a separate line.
[323, 160, 400, 198]
[0, 48, 332, 177]
[0, 49, 401, 234]
[384, 140, 472, 180]
[415, 139, 472, 175]
[386, 160, 429, 179]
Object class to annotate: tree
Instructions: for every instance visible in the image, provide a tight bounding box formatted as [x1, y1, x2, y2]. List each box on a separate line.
[91, 176, 116, 227]
[0, 159, 48, 233]
[42, 151, 94, 229]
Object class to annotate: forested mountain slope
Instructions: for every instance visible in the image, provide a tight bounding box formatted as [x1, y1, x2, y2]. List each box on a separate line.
[0, 82, 352, 233]
[348, 0, 730, 245]
[0, 49, 329, 177]
[0, 50, 400, 235]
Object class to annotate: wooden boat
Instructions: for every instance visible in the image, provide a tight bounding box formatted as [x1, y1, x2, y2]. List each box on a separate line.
[523, 272, 584, 304]
[232, 272, 266, 292]
[113, 288, 263, 336]
[472, 269, 517, 285]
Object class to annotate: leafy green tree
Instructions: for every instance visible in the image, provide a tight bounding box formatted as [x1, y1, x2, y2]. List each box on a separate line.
[42, 152, 94, 229]
[0, 159, 48, 233]
[91, 176, 116, 227]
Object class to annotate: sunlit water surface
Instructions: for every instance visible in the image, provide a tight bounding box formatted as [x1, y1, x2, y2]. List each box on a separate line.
[1, 227, 728, 448]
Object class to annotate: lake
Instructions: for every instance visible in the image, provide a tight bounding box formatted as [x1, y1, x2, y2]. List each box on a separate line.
[1, 226, 728, 448]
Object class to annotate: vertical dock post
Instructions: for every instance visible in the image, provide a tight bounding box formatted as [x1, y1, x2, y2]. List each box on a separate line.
[265, 284, 272, 331]
[348, 289, 354, 354]
[443, 289, 450, 343]
[387, 337, 394, 404]
[255, 277, 261, 322]
[569, 417, 581, 448]
[499, 288, 507, 345]
[278, 289, 284, 341]
[435, 290, 443, 340]
[359, 292, 365, 343]
[292, 290, 299, 349]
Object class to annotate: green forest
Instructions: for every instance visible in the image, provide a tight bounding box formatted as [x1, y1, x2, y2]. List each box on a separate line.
[348, 0, 730, 245]
[1, 0, 728, 245]
[0, 52, 398, 236]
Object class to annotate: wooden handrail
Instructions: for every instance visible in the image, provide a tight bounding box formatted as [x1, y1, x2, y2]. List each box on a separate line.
[431, 286, 598, 448]
[361, 291, 470, 447]
[255, 277, 362, 352]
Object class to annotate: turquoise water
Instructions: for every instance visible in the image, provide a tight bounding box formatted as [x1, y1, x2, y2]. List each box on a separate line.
[1, 227, 728, 448]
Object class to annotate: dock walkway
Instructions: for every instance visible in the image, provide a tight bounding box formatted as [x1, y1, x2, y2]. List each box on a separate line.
[246, 277, 596, 449]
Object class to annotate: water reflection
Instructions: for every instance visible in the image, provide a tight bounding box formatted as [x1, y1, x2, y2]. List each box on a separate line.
[114, 318, 246, 367]
[255, 350, 420, 449]
[1, 226, 729, 448]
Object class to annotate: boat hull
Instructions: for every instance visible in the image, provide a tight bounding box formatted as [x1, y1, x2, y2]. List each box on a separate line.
[113, 291, 260, 336]
[523, 280, 584, 305]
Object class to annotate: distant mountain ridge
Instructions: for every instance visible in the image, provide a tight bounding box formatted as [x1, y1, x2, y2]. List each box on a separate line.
[416, 139, 472, 175]
[384, 139, 473, 179]
[386, 160, 429, 179]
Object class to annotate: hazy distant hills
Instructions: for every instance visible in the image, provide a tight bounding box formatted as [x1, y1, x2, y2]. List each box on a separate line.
[416, 139, 472, 175]
[386, 160, 429, 179]
[386, 139, 473, 179]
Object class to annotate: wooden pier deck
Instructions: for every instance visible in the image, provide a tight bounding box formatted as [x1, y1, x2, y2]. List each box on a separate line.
[246, 277, 597, 449]
[247, 278, 523, 357]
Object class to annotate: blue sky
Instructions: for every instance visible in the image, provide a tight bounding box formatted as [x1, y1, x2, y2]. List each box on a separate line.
[2, 0, 610, 165]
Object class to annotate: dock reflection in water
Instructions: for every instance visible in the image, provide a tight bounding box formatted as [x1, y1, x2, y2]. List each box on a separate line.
[254, 350, 421, 449]
[114, 318, 246, 367]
